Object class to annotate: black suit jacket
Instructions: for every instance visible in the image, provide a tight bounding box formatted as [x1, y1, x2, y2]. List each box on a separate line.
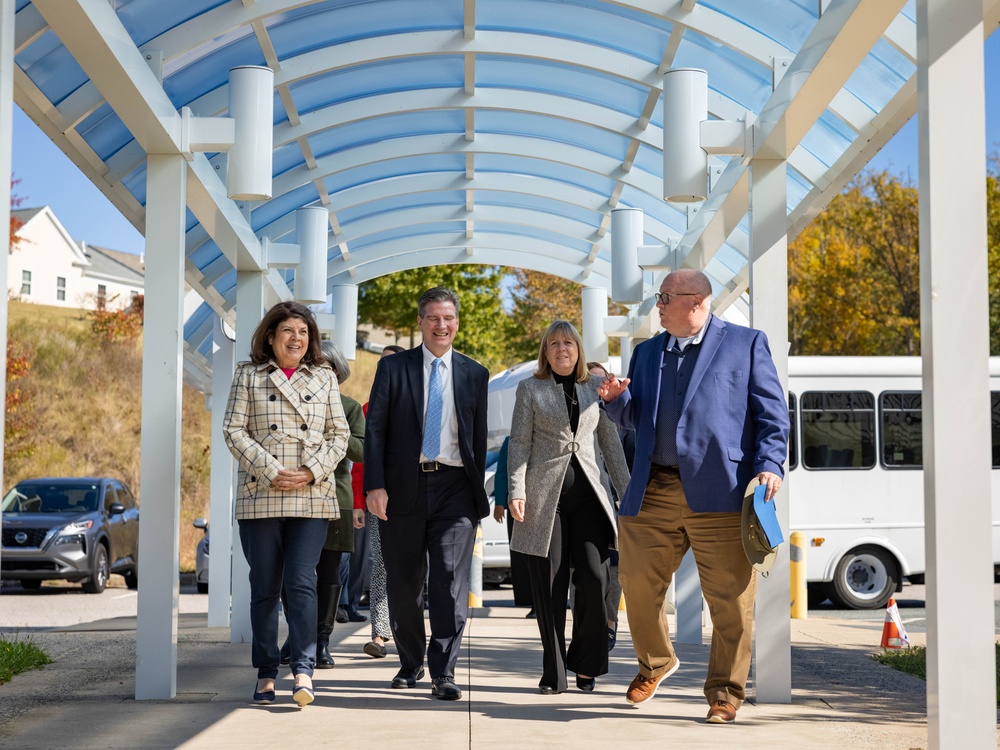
[363, 345, 490, 519]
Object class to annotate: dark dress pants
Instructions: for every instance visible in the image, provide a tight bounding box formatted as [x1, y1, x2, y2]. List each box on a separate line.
[506, 511, 534, 607]
[238, 516, 328, 679]
[379, 467, 478, 680]
[525, 487, 612, 692]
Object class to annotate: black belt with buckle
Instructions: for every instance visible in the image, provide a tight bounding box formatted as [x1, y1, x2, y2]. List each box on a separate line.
[420, 461, 456, 473]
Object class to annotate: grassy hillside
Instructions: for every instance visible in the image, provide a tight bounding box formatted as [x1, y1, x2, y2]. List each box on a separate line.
[5, 301, 381, 571]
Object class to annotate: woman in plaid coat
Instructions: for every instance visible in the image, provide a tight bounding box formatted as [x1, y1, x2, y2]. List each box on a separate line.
[224, 301, 350, 707]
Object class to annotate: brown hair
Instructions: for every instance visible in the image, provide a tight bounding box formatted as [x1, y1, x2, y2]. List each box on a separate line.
[586, 361, 609, 378]
[249, 301, 324, 366]
[534, 320, 589, 383]
[417, 287, 460, 318]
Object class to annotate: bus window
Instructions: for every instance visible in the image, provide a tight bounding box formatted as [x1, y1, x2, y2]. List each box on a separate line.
[879, 391, 922, 468]
[788, 392, 798, 470]
[800, 391, 876, 470]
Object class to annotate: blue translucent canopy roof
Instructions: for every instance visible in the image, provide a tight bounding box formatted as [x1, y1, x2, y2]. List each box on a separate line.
[14, 0, 979, 385]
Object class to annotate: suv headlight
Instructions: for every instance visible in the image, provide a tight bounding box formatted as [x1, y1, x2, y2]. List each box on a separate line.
[52, 520, 92, 546]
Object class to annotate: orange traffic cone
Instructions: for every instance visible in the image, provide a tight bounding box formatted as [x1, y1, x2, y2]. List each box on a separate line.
[880, 598, 911, 649]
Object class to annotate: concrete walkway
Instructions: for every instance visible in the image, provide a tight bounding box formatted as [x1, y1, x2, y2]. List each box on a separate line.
[0, 595, 950, 750]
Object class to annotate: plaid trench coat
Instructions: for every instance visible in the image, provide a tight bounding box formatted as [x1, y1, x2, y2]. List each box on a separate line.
[223, 359, 350, 520]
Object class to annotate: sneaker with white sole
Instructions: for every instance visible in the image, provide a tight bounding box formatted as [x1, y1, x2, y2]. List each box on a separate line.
[625, 657, 680, 705]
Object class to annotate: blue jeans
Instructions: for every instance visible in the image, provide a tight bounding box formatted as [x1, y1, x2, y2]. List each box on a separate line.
[239, 517, 328, 679]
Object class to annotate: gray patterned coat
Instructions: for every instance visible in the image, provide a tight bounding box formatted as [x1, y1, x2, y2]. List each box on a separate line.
[507, 374, 630, 558]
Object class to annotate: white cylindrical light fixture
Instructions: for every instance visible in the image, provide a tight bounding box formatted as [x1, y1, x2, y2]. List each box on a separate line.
[611, 207, 644, 304]
[581, 287, 609, 363]
[228, 65, 274, 201]
[330, 284, 359, 360]
[294, 207, 329, 304]
[662, 68, 708, 203]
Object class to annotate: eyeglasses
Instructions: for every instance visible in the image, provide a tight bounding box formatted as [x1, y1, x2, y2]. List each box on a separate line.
[653, 292, 699, 305]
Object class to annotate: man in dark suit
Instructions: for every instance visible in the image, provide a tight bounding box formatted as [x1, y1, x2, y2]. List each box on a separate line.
[599, 269, 788, 724]
[364, 287, 490, 701]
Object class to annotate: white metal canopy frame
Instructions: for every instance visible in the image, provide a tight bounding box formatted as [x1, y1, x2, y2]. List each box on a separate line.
[14, 0, 999, 383]
[1, 3, 998, 745]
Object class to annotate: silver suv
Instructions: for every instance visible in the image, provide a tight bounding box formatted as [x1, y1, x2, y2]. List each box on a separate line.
[1, 478, 140, 593]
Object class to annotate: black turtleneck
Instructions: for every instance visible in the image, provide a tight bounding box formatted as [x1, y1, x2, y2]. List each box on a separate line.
[553, 370, 580, 432]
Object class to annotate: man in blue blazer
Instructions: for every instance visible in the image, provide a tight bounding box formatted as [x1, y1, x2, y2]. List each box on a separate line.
[599, 269, 788, 724]
[365, 287, 490, 701]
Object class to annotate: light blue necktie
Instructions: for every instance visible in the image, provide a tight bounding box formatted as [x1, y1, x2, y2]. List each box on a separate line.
[422, 358, 444, 460]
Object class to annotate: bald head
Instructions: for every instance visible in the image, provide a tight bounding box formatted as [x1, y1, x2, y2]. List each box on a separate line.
[666, 269, 712, 298]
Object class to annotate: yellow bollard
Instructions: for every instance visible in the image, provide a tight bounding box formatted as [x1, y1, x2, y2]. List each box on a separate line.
[469, 524, 483, 608]
[789, 531, 807, 619]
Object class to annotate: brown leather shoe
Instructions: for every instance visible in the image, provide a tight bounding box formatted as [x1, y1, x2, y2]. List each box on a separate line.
[706, 700, 737, 724]
[625, 658, 680, 705]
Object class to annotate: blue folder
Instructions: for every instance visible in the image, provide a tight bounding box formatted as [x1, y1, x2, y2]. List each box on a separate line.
[753, 485, 784, 549]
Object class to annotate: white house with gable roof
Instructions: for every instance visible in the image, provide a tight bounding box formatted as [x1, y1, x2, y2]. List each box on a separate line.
[8, 206, 144, 310]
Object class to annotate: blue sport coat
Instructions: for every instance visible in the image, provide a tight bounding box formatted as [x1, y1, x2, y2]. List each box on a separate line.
[605, 315, 789, 516]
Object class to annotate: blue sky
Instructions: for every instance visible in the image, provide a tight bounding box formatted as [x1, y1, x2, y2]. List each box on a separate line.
[11, 33, 1000, 258]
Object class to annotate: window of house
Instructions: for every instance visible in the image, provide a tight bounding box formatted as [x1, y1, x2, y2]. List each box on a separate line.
[20, 270, 31, 296]
[57, 276, 66, 301]
[97, 284, 107, 310]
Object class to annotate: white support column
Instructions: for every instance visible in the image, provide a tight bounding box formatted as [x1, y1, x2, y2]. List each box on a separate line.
[618, 334, 632, 375]
[207, 316, 236, 627]
[674, 549, 703, 644]
[330, 284, 359, 360]
[0, 0, 14, 501]
[135, 155, 187, 700]
[748, 158, 791, 703]
[581, 287, 609, 363]
[917, 2, 995, 746]
[230, 271, 266, 644]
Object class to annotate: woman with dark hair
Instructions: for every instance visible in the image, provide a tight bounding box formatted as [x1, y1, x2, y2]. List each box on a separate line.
[224, 301, 350, 707]
[508, 321, 629, 695]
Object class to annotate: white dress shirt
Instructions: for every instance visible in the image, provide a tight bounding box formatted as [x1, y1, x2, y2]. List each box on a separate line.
[420, 345, 462, 466]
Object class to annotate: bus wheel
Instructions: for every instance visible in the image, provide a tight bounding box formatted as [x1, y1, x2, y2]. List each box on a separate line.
[829, 545, 897, 610]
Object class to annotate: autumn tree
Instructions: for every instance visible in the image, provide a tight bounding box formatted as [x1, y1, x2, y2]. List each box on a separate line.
[505, 268, 627, 365]
[788, 170, 921, 355]
[357, 265, 510, 371]
[9, 177, 23, 252]
[987, 155, 1000, 354]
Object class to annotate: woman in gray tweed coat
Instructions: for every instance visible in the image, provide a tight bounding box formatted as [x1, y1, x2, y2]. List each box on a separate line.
[508, 320, 629, 695]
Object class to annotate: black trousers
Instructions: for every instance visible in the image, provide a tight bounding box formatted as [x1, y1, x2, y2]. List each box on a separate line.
[379, 467, 478, 680]
[525, 485, 612, 692]
[505, 512, 534, 607]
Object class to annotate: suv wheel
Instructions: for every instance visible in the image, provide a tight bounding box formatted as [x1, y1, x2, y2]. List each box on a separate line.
[82, 545, 109, 594]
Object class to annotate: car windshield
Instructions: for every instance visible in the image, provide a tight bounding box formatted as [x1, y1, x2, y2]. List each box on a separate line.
[1, 484, 101, 513]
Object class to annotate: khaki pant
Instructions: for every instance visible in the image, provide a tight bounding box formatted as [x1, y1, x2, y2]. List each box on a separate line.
[619, 466, 756, 707]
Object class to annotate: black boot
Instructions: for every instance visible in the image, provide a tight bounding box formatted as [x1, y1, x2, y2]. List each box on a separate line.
[279, 587, 291, 664]
[316, 583, 342, 669]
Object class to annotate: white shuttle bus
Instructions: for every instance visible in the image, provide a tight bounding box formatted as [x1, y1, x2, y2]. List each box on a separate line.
[787, 356, 1000, 609]
[488, 355, 1000, 610]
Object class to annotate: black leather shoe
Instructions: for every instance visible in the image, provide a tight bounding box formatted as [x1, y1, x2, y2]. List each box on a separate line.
[538, 685, 561, 695]
[390, 667, 425, 689]
[431, 676, 462, 700]
[576, 675, 596, 692]
[335, 607, 349, 624]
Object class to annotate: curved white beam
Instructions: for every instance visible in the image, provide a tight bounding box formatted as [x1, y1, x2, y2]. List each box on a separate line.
[324, 231, 613, 284]
[255, 172, 680, 244]
[326, 242, 614, 290]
